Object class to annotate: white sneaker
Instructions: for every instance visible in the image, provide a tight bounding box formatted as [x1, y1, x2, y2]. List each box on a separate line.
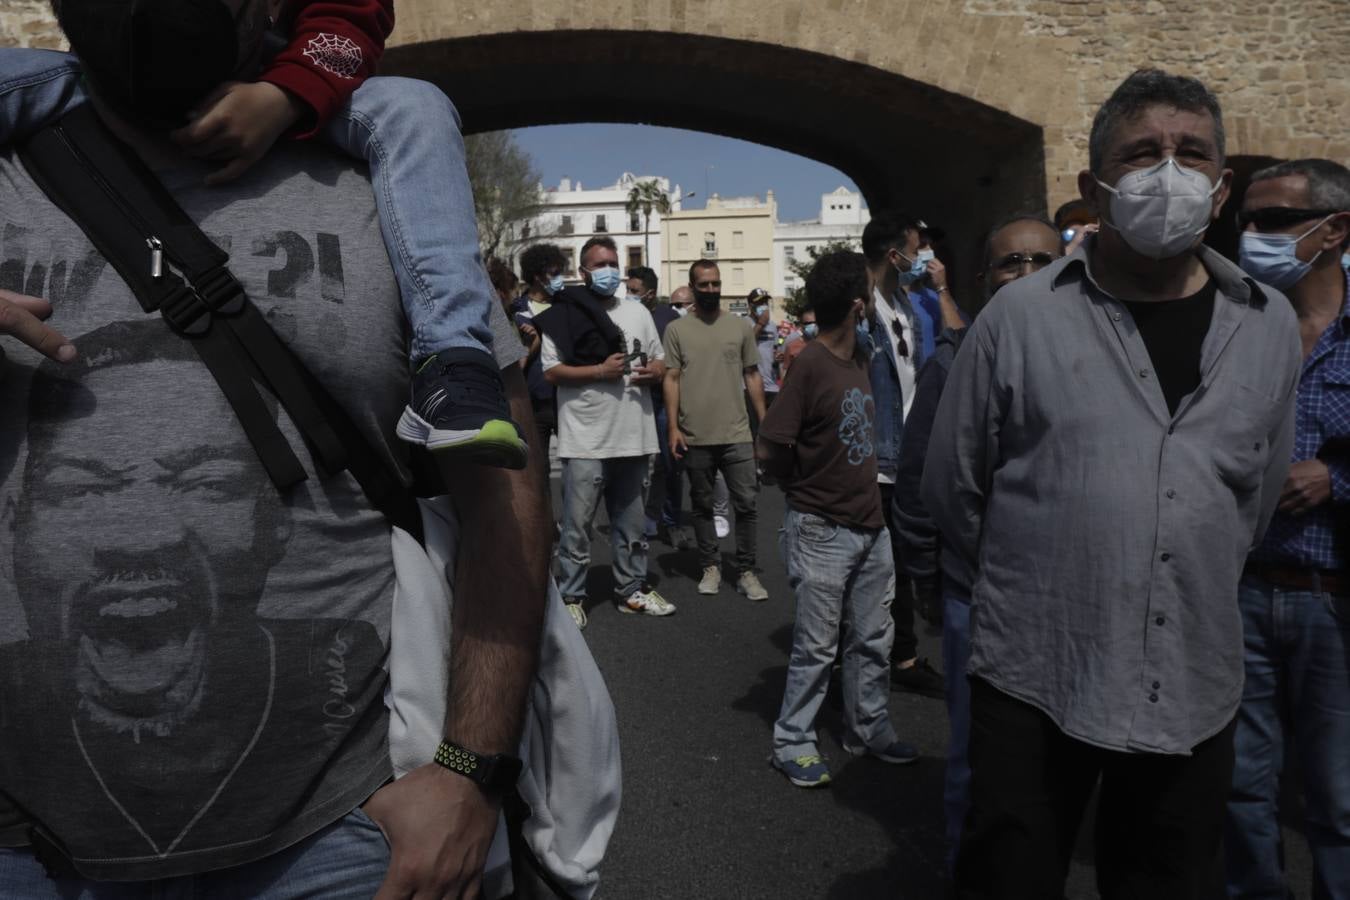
[737, 571, 769, 601]
[617, 587, 676, 617]
[714, 515, 730, 538]
[565, 602, 587, 630]
[698, 566, 722, 595]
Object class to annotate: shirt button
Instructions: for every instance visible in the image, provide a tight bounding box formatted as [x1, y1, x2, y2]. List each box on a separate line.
[1152, 681, 1161, 689]
[1167, 425, 1175, 435]
[1160, 552, 1171, 562]
[1155, 616, 1165, 626]
[1112, 313, 1122, 321]
[1139, 369, 1150, 378]
[1166, 489, 1176, 499]
[1149, 693, 1159, 703]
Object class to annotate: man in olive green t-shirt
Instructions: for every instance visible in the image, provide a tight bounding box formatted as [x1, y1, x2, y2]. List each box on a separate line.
[662, 260, 770, 600]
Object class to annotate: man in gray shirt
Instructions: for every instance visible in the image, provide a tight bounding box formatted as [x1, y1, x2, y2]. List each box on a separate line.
[922, 69, 1301, 898]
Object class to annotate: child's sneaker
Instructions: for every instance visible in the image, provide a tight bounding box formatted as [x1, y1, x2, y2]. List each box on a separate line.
[770, 754, 832, 788]
[397, 347, 528, 469]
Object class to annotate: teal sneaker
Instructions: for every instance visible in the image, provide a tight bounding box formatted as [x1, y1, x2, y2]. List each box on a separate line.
[396, 348, 528, 469]
[770, 754, 832, 788]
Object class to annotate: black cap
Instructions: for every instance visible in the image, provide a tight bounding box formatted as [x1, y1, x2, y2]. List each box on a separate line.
[746, 287, 771, 304]
[916, 219, 947, 242]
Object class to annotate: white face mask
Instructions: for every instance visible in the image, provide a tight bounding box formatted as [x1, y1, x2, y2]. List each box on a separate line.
[1095, 157, 1221, 260]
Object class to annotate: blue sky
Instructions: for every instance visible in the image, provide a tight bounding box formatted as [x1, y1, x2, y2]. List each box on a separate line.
[511, 123, 862, 222]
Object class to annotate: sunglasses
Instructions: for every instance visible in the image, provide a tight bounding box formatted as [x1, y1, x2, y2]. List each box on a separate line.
[887, 316, 910, 360]
[1236, 207, 1340, 232]
[994, 251, 1058, 273]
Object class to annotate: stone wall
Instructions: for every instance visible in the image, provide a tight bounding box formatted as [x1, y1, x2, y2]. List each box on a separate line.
[5, 0, 1345, 212]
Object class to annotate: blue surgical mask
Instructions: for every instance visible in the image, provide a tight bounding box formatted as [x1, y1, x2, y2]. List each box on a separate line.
[1238, 216, 1331, 290]
[895, 252, 928, 287]
[587, 266, 621, 297]
[1342, 252, 1350, 271]
[545, 274, 564, 296]
[803, 323, 819, 339]
[755, 304, 768, 319]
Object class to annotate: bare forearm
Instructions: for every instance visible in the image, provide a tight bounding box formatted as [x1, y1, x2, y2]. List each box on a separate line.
[545, 362, 605, 386]
[663, 373, 682, 432]
[745, 371, 767, 422]
[938, 290, 966, 331]
[439, 365, 551, 754]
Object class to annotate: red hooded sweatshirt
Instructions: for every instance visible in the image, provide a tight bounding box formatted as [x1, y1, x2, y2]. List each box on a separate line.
[260, 0, 395, 138]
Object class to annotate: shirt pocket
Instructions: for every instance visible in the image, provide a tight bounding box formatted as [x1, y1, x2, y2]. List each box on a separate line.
[1211, 383, 1276, 494]
[1321, 364, 1350, 441]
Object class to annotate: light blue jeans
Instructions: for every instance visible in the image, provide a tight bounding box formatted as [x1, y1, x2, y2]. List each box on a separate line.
[941, 586, 973, 875]
[1225, 575, 1350, 899]
[0, 50, 493, 364]
[0, 809, 389, 897]
[557, 456, 651, 601]
[773, 508, 898, 763]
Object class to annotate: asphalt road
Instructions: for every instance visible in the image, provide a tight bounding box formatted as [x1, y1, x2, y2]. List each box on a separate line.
[553, 477, 1313, 900]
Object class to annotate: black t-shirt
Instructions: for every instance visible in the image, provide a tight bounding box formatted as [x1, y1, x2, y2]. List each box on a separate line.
[1121, 280, 1217, 415]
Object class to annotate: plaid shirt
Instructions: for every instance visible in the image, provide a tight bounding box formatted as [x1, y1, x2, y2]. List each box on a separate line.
[1252, 267, 1350, 569]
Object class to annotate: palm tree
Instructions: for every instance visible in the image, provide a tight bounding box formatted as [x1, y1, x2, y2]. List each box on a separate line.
[625, 179, 672, 267]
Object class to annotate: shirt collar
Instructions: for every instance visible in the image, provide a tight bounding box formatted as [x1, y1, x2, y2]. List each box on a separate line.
[1050, 235, 1265, 306]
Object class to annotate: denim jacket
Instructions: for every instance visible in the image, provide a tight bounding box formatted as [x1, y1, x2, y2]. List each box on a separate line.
[0, 50, 86, 146]
[861, 289, 922, 479]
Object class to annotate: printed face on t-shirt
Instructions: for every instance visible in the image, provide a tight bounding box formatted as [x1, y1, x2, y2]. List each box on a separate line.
[13, 347, 289, 737]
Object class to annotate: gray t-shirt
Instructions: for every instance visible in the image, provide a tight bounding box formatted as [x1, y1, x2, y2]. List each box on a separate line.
[0, 140, 521, 879]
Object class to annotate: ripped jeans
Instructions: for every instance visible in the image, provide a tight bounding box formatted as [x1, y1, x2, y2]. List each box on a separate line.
[557, 456, 652, 600]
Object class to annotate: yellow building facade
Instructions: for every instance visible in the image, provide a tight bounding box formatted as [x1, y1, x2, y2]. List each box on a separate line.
[661, 193, 776, 314]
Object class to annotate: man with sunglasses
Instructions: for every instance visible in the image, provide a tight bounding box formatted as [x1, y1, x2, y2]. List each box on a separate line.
[924, 70, 1301, 898]
[891, 213, 1061, 873]
[1227, 158, 1350, 899]
[860, 211, 945, 700]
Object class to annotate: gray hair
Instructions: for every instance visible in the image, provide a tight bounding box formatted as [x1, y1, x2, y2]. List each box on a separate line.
[1088, 69, 1226, 175]
[1250, 158, 1350, 212]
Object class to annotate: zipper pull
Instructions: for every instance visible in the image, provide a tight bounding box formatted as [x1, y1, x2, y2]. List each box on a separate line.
[147, 237, 163, 280]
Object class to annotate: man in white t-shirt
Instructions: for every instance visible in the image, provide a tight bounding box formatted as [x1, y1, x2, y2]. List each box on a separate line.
[541, 237, 673, 627]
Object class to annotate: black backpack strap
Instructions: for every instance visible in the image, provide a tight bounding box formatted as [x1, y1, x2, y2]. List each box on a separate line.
[42, 104, 350, 479]
[18, 107, 422, 539]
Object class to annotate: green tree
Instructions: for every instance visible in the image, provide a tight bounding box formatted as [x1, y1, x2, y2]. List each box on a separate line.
[783, 239, 859, 319]
[463, 130, 545, 260]
[624, 179, 672, 266]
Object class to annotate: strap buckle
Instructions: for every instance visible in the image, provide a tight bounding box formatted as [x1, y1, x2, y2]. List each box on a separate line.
[193, 265, 246, 317]
[159, 283, 213, 336]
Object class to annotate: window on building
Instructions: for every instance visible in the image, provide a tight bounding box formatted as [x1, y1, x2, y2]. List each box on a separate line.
[732, 230, 744, 250]
[595, 214, 607, 233]
[731, 267, 744, 285]
[627, 246, 643, 270]
[678, 232, 690, 251]
[521, 222, 532, 240]
[704, 232, 717, 254]
[784, 245, 795, 262]
[560, 215, 573, 235]
[630, 213, 642, 232]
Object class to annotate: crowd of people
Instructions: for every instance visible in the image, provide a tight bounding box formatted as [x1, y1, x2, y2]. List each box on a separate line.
[0, 1, 1348, 898]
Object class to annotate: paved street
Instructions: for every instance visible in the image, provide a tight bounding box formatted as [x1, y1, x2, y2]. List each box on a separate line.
[555, 478, 1313, 900]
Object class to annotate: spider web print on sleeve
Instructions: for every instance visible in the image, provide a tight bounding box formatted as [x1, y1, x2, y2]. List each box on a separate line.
[302, 34, 364, 79]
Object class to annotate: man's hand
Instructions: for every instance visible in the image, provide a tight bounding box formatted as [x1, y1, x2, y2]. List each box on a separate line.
[670, 429, 690, 460]
[926, 258, 949, 293]
[1064, 223, 1099, 255]
[629, 359, 666, 387]
[364, 764, 500, 900]
[1280, 459, 1332, 515]
[596, 352, 627, 381]
[171, 81, 304, 186]
[0, 289, 75, 362]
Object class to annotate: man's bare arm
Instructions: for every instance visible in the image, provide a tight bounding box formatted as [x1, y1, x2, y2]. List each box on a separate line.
[367, 364, 551, 900]
[744, 368, 767, 423]
[664, 367, 689, 459]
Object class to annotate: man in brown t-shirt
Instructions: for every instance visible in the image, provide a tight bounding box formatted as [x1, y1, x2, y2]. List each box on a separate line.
[758, 251, 918, 788]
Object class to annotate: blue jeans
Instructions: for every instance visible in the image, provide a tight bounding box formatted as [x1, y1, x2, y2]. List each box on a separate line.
[773, 508, 897, 763]
[0, 809, 388, 897]
[0, 51, 493, 365]
[646, 403, 683, 531]
[557, 456, 651, 600]
[324, 77, 495, 362]
[942, 586, 973, 875]
[1226, 575, 1350, 899]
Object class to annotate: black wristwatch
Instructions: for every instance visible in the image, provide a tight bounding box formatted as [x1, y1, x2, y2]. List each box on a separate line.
[433, 740, 523, 795]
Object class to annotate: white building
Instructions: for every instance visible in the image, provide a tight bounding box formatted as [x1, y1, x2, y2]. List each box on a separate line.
[772, 186, 870, 299]
[513, 172, 684, 292]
